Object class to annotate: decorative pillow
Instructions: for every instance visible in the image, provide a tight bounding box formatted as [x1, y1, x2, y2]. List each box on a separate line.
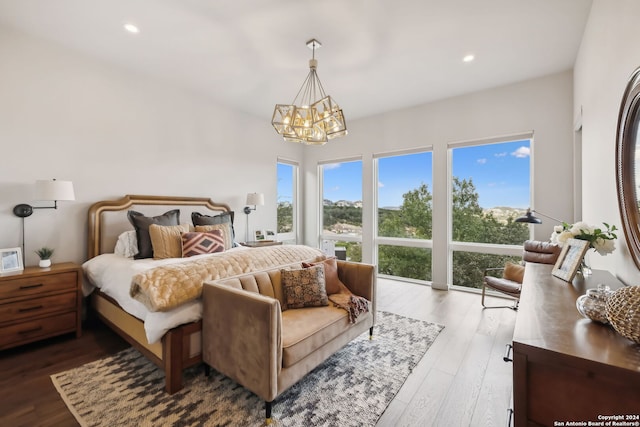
[194, 224, 233, 250]
[127, 209, 180, 259]
[302, 257, 345, 295]
[281, 264, 329, 309]
[148, 224, 190, 259]
[503, 262, 525, 283]
[114, 230, 138, 258]
[192, 211, 236, 242]
[181, 230, 225, 257]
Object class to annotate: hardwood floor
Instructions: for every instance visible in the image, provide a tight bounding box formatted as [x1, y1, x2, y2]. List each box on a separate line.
[0, 279, 516, 427]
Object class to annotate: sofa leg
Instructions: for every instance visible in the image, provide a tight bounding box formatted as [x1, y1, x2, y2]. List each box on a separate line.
[265, 401, 273, 425]
[203, 364, 210, 377]
[369, 326, 374, 340]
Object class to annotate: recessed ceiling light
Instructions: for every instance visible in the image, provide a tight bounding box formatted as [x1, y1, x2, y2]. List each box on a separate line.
[463, 54, 475, 63]
[124, 23, 140, 34]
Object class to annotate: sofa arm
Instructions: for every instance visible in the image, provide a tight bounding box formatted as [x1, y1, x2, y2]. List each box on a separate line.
[202, 282, 281, 402]
[336, 260, 376, 318]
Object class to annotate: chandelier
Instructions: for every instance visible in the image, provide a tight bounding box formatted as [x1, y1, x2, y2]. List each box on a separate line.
[271, 39, 347, 145]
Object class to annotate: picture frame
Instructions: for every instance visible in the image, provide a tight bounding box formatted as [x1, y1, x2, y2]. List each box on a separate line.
[552, 238, 590, 282]
[0, 247, 24, 273]
[254, 230, 266, 241]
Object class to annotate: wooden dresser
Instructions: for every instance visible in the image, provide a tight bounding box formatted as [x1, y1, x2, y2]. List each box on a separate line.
[512, 263, 640, 426]
[0, 262, 82, 350]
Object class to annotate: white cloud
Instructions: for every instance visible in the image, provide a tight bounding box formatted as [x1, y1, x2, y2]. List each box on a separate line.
[511, 146, 530, 158]
[477, 158, 487, 164]
[495, 152, 507, 157]
[323, 163, 341, 170]
[378, 181, 384, 188]
[329, 186, 340, 192]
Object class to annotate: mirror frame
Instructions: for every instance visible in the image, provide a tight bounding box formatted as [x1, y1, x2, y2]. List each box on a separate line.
[616, 66, 640, 270]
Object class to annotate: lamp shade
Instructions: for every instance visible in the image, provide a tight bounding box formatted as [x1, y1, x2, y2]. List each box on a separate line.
[35, 180, 75, 201]
[246, 192, 264, 206]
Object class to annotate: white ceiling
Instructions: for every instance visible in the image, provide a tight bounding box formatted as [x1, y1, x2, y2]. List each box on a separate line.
[0, 0, 593, 120]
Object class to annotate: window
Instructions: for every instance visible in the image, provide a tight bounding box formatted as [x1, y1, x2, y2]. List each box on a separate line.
[277, 159, 298, 244]
[376, 150, 433, 282]
[449, 136, 532, 289]
[320, 158, 362, 261]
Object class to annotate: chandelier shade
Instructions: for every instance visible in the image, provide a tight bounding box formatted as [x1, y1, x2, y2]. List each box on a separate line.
[271, 39, 347, 145]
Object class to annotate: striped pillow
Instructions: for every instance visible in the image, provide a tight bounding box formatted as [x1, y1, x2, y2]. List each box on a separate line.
[181, 230, 225, 257]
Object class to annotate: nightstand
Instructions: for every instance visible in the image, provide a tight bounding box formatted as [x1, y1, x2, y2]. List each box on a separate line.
[0, 262, 82, 351]
[240, 241, 283, 248]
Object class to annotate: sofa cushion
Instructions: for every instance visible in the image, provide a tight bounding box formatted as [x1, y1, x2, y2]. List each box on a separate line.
[503, 262, 525, 283]
[281, 264, 329, 308]
[281, 305, 368, 367]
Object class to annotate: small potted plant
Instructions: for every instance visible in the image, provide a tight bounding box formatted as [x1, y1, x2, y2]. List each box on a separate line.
[35, 247, 54, 268]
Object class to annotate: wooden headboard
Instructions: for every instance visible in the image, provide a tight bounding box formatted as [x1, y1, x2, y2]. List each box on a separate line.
[87, 195, 231, 259]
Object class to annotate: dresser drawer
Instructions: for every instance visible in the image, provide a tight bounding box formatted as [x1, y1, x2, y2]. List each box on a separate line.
[0, 311, 76, 350]
[0, 272, 77, 300]
[0, 292, 77, 324]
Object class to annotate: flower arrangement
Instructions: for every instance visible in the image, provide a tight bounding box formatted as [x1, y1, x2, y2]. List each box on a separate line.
[550, 221, 618, 255]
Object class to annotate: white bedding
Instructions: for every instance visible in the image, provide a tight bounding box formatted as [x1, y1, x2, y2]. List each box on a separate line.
[82, 247, 250, 344]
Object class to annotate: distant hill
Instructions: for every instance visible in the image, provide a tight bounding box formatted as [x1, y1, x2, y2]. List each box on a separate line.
[483, 207, 527, 224]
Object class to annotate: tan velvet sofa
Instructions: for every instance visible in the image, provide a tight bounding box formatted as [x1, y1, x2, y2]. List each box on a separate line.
[201, 260, 376, 423]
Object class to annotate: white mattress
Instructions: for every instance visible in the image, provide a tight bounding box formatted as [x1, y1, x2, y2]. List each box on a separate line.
[82, 247, 249, 344]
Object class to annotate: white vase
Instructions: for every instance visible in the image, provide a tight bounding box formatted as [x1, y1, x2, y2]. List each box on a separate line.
[39, 259, 51, 268]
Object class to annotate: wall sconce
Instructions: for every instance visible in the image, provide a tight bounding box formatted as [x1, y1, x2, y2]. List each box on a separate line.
[243, 192, 264, 242]
[12, 179, 76, 264]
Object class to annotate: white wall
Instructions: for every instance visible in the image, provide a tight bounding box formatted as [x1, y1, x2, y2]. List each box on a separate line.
[303, 71, 575, 288]
[574, 0, 640, 285]
[0, 26, 302, 267]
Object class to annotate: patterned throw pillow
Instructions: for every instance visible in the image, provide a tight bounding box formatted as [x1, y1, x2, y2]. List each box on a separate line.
[181, 230, 225, 257]
[148, 224, 191, 259]
[194, 224, 233, 250]
[192, 211, 236, 246]
[281, 264, 329, 309]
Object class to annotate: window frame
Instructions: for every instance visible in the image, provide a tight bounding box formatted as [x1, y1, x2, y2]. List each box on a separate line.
[276, 157, 299, 244]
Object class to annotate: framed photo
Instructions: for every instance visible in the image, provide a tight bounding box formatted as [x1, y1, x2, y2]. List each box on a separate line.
[0, 247, 24, 273]
[552, 238, 590, 282]
[265, 230, 275, 240]
[254, 230, 266, 241]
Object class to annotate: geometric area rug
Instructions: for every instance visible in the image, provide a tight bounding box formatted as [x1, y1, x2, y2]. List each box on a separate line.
[51, 311, 443, 427]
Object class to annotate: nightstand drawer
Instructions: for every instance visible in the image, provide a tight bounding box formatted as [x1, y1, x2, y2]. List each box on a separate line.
[0, 311, 76, 350]
[0, 272, 77, 300]
[0, 292, 77, 324]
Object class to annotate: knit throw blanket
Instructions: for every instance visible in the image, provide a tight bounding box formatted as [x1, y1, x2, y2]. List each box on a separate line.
[328, 284, 370, 323]
[130, 245, 325, 312]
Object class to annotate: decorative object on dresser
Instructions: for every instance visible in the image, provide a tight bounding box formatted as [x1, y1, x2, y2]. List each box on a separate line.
[551, 238, 590, 282]
[271, 38, 347, 145]
[0, 262, 82, 351]
[34, 247, 55, 268]
[0, 247, 24, 273]
[51, 311, 443, 427]
[12, 179, 75, 265]
[243, 192, 264, 242]
[575, 284, 613, 324]
[605, 285, 640, 344]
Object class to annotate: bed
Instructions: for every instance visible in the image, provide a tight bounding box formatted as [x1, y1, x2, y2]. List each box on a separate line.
[84, 194, 323, 394]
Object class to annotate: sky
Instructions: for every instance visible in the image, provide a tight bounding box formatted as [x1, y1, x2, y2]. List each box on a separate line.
[278, 139, 531, 209]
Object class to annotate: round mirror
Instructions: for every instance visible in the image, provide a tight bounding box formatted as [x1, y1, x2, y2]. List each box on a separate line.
[616, 66, 640, 269]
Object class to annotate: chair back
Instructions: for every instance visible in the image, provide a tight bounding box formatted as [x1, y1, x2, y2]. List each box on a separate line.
[522, 240, 561, 265]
